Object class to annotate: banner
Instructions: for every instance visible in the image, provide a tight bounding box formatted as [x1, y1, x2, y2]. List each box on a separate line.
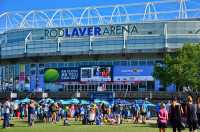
[113, 66, 154, 81]
[30, 64, 36, 92]
[38, 64, 45, 91]
[44, 68, 79, 83]
[19, 64, 25, 90]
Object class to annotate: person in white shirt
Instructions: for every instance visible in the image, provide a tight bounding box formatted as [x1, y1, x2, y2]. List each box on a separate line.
[13, 101, 18, 119]
[3, 98, 10, 129]
[88, 108, 96, 125]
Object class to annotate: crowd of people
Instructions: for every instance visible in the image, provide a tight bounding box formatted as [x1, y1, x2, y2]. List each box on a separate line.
[156, 97, 200, 132]
[1, 96, 200, 132]
[1, 99, 149, 128]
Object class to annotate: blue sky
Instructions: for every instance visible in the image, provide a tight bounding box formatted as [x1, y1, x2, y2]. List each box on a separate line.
[0, 0, 200, 31]
[1, 0, 200, 14]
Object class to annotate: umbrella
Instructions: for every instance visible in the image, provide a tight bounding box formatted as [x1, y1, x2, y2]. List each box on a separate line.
[68, 98, 79, 104]
[114, 99, 130, 105]
[62, 101, 71, 105]
[0, 103, 2, 105]
[94, 99, 109, 105]
[57, 99, 65, 104]
[37, 98, 54, 104]
[20, 98, 30, 104]
[81, 100, 89, 105]
[12, 100, 21, 104]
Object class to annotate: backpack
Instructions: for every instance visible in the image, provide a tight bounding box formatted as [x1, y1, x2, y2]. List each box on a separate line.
[82, 116, 88, 125]
[141, 105, 146, 113]
[64, 119, 70, 126]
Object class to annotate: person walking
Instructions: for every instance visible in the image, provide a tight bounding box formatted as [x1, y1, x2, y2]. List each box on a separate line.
[196, 98, 200, 126]
[3, 98, 10, 129]
[169, 98, 183, 132]
[140, 100, 148, 124]
[13, 101, 18, 119]
[158, 103, 168, 132]
[28, 100, 36, 126]
[185, 96, 198, 132]
[19, 103, 24, 119]
[113, 103, 119, 116]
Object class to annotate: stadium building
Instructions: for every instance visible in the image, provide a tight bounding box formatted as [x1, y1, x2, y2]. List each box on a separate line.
[0, 0, 200, 95]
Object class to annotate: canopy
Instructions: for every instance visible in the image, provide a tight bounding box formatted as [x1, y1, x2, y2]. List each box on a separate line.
[20, 98, 30, 104]
[68, 98, 79, 104]
[81, 100, 89, 105]
[94, 99, 109, 105]
[57, 99, 65, 104]
[114, 99, 130, 105]
[12, 100, 21, 104]
[37, 98, 54, 104]
[131, 99, 156, 107]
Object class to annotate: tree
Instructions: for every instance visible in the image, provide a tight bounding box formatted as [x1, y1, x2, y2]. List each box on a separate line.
[152, 42, 200, 99]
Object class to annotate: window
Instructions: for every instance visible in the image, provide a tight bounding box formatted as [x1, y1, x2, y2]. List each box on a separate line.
[75, 62, 81, 67]
[51, 63, 57, 68]
[105, 61, 112, 65]
[121, 61, 128, 66]
[139, 60, 146, 66]
[131, 61, 138, 66]
[45, 63, 50, 68]
[68, 63, 74, 67]
[147, 60, 154, 66]
[147, 81, 154, 91]
[25, 64, 30, 76]
[99, 61, 105, 65]
[113, 61, 120, 66]
[58, 63, 64, 68]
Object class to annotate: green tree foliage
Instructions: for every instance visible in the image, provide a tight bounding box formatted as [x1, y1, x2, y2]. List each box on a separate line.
[152, 42, 200, 97]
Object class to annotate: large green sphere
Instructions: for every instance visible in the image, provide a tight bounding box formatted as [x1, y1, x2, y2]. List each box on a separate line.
[44, 69, 60, 83]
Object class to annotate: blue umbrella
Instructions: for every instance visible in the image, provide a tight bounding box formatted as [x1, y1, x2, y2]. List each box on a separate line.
[62, 101, 71, 105]
[68, 98, 79, 104]
[0, 103, 2, 105]
[57, 99, 65, 104]
[114, 99, 130, 105]
[20, 98, 30, 104]
[12, 100, 21, 104]
[94, 99, 109, 105]
[81, 100, 89, 105]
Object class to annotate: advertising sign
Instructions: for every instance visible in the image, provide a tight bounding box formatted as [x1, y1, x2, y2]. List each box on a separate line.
[113, 66, 154, 81]
[44, 68, 79, 83]
[80, 66, 113, 82]
[38, 64, 45, 91]
[30, 64, 36, 92]
[19, 64, 25, 90]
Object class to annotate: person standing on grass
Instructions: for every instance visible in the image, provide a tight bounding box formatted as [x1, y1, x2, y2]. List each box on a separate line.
[71, 104, 74, 118]
[131, 101, 140, 123]
[28, 100, 36, 127]
[140, 100, 148, 124]
[158, 103, 168, 132]
[79, 105, 85, 121]
[185, 96, 198, 132]
[196, 98, 200, 126]
[169, 98, 183, 132]
[3, 98, 10, 129]
[13, 101, 18, 119]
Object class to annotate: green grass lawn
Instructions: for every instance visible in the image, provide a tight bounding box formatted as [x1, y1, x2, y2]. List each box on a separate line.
[0, 118, 192, 132]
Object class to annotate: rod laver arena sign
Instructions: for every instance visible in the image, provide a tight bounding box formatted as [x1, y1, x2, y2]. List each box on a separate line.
[45, 25, 138, 38]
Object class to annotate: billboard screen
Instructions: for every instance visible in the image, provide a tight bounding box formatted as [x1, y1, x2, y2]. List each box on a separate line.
[80, 66, 113, 82]
[113, 66, 154, 81]
[44, 68, 79, 83]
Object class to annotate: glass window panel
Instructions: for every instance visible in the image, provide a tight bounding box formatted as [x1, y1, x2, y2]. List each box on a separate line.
[121, 61, 127, 66]
[45, 63, 50, 68]
[75, 62, 81, 67]
[58, 63, 64, 68]
[147, 60, 154, 66]
[81, 62, 88, 66]
[113, 61, 120, 66]
[131, 61, 138, 66]
[51, 63, 57, 68]
[15, 65, 20, 76]
[25, 64, 30, 76]
[139, 60, 146, 66]
[36, 64, 38, 75]
[68, 62, 74, 67]
[99, 61, 105, 65]
[105, 61, 112, 65]
[88, 62, 95, 66]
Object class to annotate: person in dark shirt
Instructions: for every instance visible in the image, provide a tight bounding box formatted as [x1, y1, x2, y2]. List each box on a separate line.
[113, 103, 119, 116]
[181, 99, 187, 124]
[185, 96, 198, 132]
